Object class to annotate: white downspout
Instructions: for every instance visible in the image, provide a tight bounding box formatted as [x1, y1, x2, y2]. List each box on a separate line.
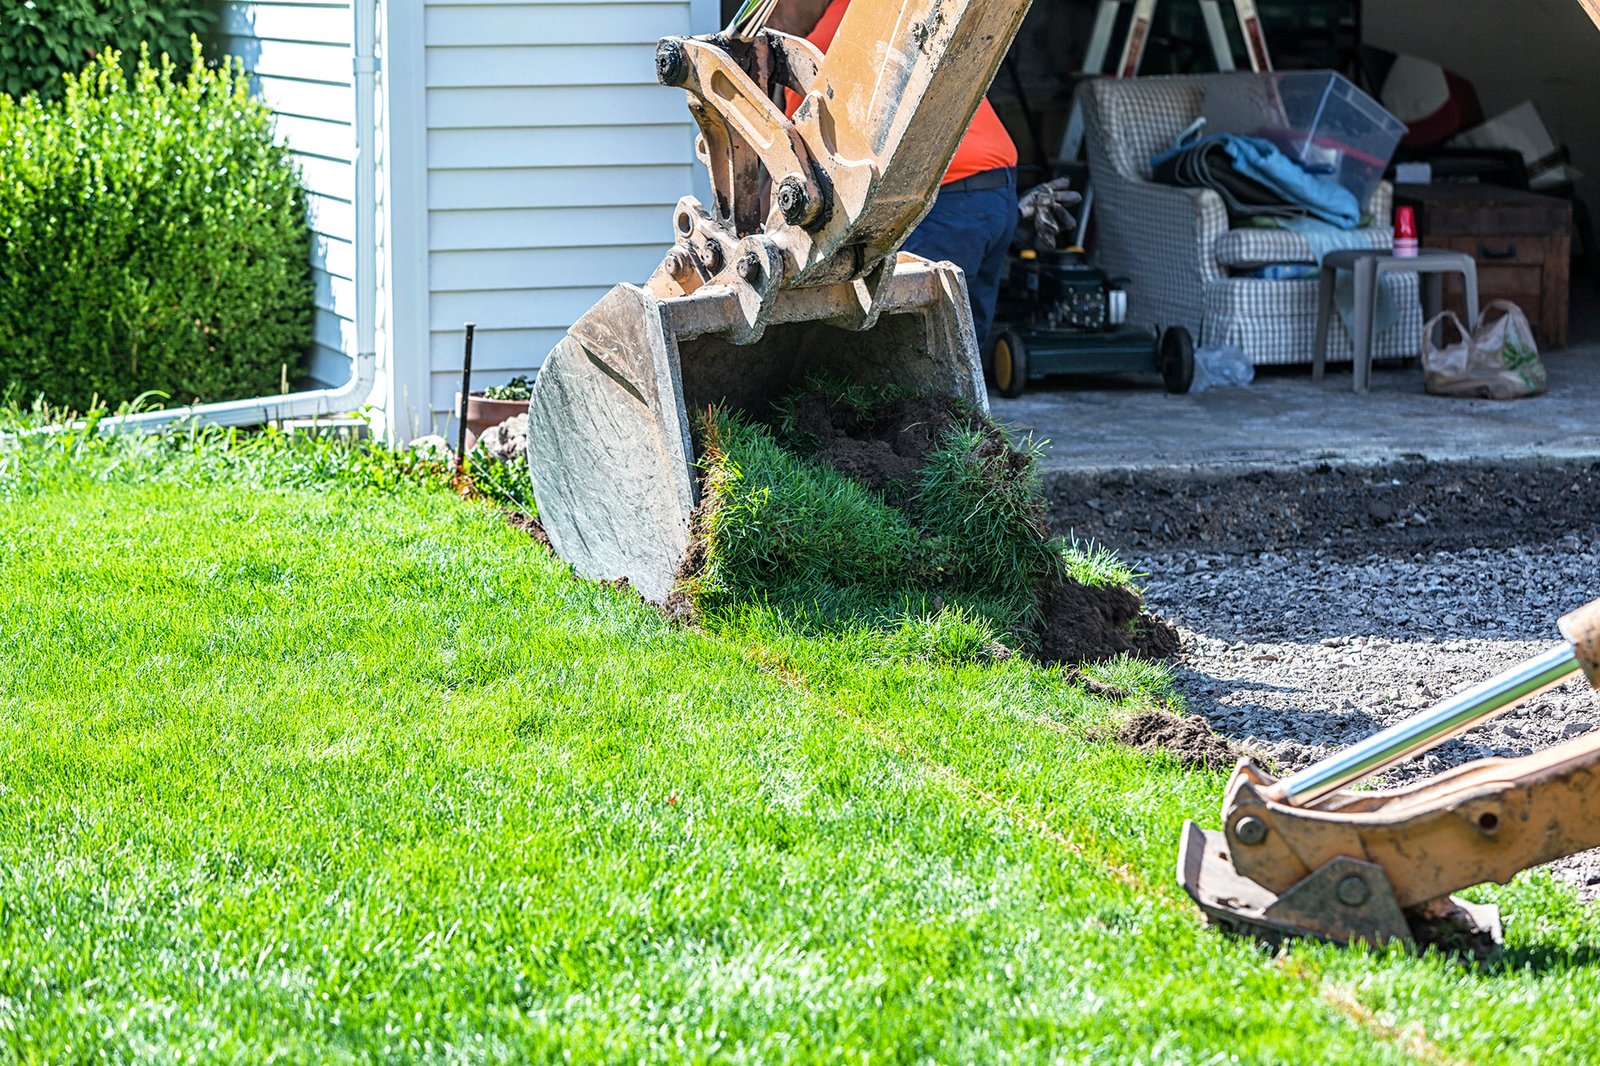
[36, 0, 379, 437]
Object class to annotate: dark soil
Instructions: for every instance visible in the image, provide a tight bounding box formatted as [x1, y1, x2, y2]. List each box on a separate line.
[1059, 668, 1128, 702]
[1114, 711, 1241, 771]
[786, 391, 988, 502]
[662, 490, 715, 625]
[1046, 458, 1600, 557]
[1035, 577, 1180, 664]
[502, 510, 551, 549]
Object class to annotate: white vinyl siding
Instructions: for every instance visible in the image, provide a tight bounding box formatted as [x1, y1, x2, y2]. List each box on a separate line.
[220, 0, 356, 387]
[420, 0, 709, 427]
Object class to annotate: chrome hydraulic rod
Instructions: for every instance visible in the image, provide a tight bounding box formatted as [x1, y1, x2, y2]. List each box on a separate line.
[1275, 642, 1581, 806]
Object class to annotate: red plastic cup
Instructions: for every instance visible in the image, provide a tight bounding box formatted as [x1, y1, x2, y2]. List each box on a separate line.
[1394, 205, 1418, 258]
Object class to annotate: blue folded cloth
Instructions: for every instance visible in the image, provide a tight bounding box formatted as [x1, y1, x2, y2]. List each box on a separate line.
[1150, 134, 1362, 229]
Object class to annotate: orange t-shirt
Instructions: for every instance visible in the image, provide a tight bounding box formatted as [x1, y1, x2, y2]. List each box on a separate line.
[786, 0, 1016, 184]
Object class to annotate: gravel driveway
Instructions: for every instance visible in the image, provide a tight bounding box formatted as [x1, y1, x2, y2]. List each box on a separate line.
[1049, 459, 1600, 898]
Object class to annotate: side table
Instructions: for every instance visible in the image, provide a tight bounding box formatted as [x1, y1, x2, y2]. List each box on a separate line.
[1313, 248, 1479, 393]
[1394, 183, 1571, 349]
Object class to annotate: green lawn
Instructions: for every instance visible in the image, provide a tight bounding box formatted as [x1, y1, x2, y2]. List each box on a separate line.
[3, 431, 1600, 1063]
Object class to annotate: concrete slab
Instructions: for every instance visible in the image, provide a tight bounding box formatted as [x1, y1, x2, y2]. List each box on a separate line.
[995, 343, 1600, 474]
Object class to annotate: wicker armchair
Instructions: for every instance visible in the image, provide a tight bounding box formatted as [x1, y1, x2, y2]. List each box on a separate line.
[1079, 74, 1421, 366]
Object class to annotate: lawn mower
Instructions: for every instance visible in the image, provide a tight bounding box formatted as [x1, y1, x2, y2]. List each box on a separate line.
[986, 247, 1194, 399]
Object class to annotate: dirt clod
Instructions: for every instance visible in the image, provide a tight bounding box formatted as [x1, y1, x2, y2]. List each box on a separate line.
[787, 391, 987, 502]
[1116, 711, 1240, 771]
[1036, 578, 1180, 665]
[502, 510, 551, 549]
[1060, 667, 1128, 702]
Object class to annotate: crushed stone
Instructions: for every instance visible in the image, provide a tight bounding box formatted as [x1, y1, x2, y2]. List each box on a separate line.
[1049, 459, 1600, 900]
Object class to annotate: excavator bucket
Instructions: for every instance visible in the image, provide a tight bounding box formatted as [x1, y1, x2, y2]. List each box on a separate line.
[526, 255, 984, 603]
[521, 0, 1036, 603]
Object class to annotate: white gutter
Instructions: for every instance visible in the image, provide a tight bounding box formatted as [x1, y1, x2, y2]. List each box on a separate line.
[40, 0, 380, 437]
[47, 347, 377, 434]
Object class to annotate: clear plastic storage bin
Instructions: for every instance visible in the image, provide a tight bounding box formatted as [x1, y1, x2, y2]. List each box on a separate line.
[1199, 71, 1406, 208]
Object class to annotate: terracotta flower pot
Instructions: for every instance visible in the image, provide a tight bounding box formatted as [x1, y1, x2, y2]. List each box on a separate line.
[459, 393, 527, 453]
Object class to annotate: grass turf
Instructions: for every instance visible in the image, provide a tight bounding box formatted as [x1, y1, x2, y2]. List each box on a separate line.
[683, 405, 1132, 639]
[3, 430, 1600, 1062]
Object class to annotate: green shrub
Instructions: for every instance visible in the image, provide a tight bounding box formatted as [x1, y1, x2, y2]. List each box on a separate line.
[0, 42, 313, 412]
[0, 0, 215, 100]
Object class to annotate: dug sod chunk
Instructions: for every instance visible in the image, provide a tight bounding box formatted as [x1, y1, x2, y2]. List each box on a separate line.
[668, 383, 1178, 666]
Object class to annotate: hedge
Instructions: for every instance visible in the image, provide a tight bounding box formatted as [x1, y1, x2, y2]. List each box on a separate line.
[0, 0, 215, 100]
[0, 42, 314, 411]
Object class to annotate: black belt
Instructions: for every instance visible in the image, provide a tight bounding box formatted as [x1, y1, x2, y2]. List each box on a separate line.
[940, 167, 1014, 194]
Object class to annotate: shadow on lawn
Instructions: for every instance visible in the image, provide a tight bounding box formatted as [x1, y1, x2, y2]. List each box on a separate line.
[1485, 940, 1600, 975]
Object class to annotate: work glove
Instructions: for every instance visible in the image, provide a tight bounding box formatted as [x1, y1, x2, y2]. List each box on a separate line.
[1017, 177, 1083, 251]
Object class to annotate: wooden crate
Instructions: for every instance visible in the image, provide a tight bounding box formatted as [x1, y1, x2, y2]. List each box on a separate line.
[1395, 183, 1572, 349]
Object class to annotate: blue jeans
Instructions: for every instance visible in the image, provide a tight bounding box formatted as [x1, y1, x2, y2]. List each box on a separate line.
[901, 168, 1018, 350]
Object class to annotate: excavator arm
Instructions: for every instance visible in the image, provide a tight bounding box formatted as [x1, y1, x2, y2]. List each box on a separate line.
[658, 1, 1030, 270]
[1182, 597, 1600, 955]
[646, 0, 1034, 337]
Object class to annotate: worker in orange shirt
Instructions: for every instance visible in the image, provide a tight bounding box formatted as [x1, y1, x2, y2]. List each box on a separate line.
[784, 0, 1019, 350]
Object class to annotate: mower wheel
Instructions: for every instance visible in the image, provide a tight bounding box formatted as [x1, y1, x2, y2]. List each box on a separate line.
[1159, 326, 1194, 394]
[990, 328, 1029, 399]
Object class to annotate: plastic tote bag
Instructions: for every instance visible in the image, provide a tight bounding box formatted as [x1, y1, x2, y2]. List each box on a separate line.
[1422, 300, 1547, 400]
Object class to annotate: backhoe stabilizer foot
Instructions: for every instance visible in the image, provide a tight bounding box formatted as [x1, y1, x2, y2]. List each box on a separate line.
[1177, 822, 1503, 959]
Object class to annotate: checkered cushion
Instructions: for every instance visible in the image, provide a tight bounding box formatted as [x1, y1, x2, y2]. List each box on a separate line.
[1215, 226, 1392, 268]
[1203, 274, 1423, 366]
[1088, 78, 1208, 179]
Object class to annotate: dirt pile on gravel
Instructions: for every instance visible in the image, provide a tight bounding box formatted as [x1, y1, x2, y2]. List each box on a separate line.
[1114, 711, 1240, 771]
[1048, 458, 1600, 556]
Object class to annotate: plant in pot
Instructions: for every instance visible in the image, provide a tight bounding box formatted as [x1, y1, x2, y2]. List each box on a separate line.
[460, 375, 532, 452]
